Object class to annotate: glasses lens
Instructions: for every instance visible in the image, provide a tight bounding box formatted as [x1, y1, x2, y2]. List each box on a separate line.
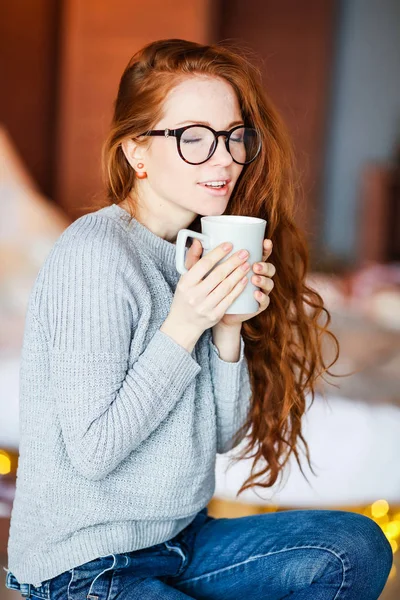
[229, 127, 261, 164]
[180, 126, 216, 164]
[179, 125, 261, 164]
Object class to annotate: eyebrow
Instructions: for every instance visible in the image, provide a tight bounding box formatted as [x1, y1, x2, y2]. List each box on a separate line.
[175, 119, 244, 128]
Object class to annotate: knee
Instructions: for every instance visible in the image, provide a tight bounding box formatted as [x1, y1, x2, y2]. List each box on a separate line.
[337, 512, 393, 597]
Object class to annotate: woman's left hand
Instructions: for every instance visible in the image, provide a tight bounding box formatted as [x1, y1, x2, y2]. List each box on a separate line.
[218, 238, 276, 328]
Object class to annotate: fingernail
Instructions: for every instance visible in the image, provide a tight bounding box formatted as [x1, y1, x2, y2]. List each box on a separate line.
[222, 242, 232, 251]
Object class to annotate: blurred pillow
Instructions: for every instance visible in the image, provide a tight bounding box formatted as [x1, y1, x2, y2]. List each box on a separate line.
[0, 125, 70, 357]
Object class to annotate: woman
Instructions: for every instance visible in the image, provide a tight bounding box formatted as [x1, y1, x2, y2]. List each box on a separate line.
[5, 38, 392, 599]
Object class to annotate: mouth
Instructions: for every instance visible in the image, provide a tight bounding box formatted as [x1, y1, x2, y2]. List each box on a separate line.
[197, 179, 231, 195]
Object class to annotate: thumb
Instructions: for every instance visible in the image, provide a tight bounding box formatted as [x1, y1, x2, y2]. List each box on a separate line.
[184, 238, 203, 270]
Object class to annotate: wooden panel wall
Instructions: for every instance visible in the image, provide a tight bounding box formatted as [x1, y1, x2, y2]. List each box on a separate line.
[0, 0, 60, 197]
[217, 0, 338, 245]
[1, 0, 337, 249]
[55, 0, 215, 219]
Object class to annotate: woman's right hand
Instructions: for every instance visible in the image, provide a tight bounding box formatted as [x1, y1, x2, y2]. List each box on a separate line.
[162, 241, 251, 346]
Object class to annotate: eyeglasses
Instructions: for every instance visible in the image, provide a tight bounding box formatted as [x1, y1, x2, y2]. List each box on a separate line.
[138, 124, 262, 165]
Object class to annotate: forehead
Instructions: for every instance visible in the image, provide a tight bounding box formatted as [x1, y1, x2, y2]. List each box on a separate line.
[161, 76, 242, 125]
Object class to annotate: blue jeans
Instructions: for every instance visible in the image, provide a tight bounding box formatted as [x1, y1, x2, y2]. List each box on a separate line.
[5, 506, 393, 599]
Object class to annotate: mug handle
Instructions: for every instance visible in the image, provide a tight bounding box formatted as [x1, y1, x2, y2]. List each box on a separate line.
[175, 229, 210, 274]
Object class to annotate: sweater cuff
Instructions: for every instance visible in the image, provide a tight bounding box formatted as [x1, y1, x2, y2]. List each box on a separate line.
[150, 329, 202, 389]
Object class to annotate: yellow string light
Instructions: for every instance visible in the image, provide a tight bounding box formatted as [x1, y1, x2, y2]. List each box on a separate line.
[366, 500, 400, 556]
[0, 450, 11, 475]
[371, 499, 390, 518]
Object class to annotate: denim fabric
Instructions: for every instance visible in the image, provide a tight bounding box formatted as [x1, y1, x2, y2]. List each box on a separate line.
[5, 506, 393, 599]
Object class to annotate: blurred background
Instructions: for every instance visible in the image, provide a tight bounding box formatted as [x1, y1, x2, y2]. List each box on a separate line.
[0, 0, 399, 597]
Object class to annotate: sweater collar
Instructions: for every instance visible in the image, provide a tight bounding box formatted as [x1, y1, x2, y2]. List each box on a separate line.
[107, 203, 179, 272]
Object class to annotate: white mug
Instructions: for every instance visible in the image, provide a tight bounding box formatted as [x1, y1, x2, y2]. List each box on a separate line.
[175, 215, 267, 314]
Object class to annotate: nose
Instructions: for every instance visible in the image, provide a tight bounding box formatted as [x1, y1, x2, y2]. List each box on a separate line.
[209, 135, 233, 166]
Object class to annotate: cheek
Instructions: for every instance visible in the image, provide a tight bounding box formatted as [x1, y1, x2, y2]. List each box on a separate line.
[150, 146, 186, 187]
[233, 165, 244, 184]
[151, 155, 196, 202]
[152, 143, 178, 171]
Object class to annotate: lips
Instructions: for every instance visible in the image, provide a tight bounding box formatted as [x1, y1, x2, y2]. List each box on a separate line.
[197, 181, 230, 196]
[198, 178, 231, 186]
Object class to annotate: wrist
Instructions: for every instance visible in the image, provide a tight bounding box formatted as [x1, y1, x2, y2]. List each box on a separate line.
[161, 317, 200, 353]
[212, 321, 242, 334]
[211, 322, 242, 362]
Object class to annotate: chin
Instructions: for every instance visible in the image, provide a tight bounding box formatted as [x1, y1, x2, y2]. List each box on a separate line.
[198, 205, 229, 217]
[199, 197, 231, 214]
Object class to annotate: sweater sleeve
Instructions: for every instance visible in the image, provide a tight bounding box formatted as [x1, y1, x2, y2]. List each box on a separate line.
[209, 335, 252, 454]
[33, 215, 201, 481]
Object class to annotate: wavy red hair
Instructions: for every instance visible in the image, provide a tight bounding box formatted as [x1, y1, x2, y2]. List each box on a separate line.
[87, 38, 340, 498]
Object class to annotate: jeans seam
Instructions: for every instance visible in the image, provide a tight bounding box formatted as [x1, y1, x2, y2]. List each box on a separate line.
[178, 544, 346, 597]
[87, 554, 117, 599]
[67, 569, 74, 600]
[164, 542, 188, 576]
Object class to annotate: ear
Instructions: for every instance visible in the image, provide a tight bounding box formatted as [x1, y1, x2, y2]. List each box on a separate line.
[120, 138, 146, 169]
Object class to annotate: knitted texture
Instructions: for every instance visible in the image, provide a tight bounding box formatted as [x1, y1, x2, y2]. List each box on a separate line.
[6, 203, 252, 586]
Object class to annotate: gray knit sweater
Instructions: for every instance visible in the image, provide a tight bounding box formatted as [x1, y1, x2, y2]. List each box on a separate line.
[6, 203, 252, 586]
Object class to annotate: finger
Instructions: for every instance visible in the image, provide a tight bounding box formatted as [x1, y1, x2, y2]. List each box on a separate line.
[183, 241, 235, 283]
[253, 261, 276, 277]
[255, 290, 271, 309]
[184, 238, 203, 270]
[254, 276, 274, 293]
[262, 239, 273, 261]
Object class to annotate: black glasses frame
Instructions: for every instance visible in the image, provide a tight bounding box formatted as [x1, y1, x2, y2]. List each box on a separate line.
[137, 124, 262, 165]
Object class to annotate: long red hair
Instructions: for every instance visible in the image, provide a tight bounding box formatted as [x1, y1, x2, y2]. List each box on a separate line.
[88, 39, 340, 497]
